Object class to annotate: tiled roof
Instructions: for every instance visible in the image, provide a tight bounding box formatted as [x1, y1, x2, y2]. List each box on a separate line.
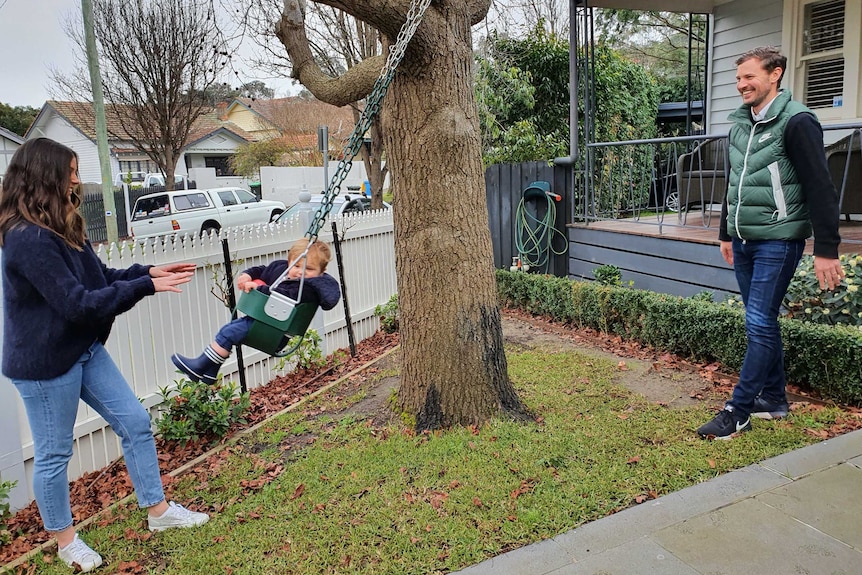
[41, 98, 358, 152]
[280, 133, 319, 150]
[234, 97, 296, 125]
[234, 96, 355, 138]
[185, 107, 257, 144]
[46, 100, 138, 140]
[44, 101, 256, 146]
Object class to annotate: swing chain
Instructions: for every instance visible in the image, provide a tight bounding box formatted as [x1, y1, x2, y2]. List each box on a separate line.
[305, 0, 432, 240]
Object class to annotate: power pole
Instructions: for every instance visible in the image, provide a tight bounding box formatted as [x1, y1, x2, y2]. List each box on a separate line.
[82, 0, 119, 245]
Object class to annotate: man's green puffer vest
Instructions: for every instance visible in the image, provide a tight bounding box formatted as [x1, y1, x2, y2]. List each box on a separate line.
[726, 89, 813, 240]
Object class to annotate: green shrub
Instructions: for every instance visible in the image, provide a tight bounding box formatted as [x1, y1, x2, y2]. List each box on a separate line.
[276, 329, 326, 371]
[156, 378, 251, 444]
[593, 264, 622, 286]
[496, 269, 862, 405]
[0, 476, 16, 545]
[375, 293, 399, 333]
[785, 254, 862, 326]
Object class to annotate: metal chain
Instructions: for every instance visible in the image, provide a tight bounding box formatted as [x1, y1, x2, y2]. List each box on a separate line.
[305, 0, 432, 239]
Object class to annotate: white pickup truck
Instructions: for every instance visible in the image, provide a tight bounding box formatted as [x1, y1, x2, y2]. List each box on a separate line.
[130, 187, 285, 240]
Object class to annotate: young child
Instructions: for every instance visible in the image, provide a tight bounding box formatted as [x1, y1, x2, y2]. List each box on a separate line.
[172, 238, 341, 384]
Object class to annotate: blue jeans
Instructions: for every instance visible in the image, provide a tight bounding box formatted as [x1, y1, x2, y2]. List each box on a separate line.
[729, 238, 804, 418]
[214, 316, 253, 352]
[12, 342, 164, 532]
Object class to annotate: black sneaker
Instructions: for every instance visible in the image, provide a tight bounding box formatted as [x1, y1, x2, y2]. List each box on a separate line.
[751, 396, 789, 419]
[697, 408, 751, 440]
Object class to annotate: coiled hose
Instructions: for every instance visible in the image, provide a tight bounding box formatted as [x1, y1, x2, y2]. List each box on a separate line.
[514, 184, 567, 274]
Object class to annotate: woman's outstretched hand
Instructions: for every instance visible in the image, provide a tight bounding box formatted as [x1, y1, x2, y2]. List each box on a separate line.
[152, 271, 193, 293]
[150, 263, 196, 277]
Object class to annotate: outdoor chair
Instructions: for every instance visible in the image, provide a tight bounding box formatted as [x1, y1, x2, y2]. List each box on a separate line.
[825, 132, 862, 221]
[674, 138, 728, 213]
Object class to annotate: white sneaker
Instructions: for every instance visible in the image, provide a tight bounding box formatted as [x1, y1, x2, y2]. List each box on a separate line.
[58, 534, 103, 572]
[148, 501, 209, 532]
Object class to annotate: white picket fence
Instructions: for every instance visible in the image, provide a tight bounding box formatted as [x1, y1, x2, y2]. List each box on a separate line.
[0, 209, 396, 510]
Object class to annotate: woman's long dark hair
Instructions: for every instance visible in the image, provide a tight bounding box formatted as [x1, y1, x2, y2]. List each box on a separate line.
[0, 137, 86, 249]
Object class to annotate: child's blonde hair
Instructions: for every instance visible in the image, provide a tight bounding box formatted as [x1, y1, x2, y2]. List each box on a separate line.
[289, 238, 332, 272]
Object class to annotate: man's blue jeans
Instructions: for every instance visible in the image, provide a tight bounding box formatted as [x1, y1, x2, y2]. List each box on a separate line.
[12, 342, 165, 532]
[729, 238, 804, 419]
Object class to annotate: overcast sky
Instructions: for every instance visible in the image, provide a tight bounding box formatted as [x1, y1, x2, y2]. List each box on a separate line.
[0, 0, 298, 109]
[0, 0, 78, 107]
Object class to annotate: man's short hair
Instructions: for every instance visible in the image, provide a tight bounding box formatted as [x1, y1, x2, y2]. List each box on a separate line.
[736, 46, 787, 87]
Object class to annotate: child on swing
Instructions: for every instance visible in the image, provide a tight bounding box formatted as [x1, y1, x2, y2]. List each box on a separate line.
[171, 238, 341, 384]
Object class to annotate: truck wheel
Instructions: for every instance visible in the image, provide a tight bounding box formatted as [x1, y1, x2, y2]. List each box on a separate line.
[270, 209, 283, 222]
[201, 224, 220, 238]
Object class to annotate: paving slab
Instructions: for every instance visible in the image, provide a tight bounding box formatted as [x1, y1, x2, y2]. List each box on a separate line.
[551, 464, 788, 559]
[653, 497, 862, 574]
[544, 536, 701, 575]
[453, 537, 574, 575]
[758, 429, 862, 479]
[756, 463, 862, 549]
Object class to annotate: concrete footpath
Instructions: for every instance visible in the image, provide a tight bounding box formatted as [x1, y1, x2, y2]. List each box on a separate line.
[452, 428, 862, 575]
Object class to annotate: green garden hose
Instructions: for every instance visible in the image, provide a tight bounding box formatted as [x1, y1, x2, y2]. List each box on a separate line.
[514, 182, 567, 274]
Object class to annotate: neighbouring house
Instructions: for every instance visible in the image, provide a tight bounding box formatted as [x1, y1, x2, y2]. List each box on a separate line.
[25, 100, 255, 184]
[0, 126, 24, 179]
[23, 97, 357, 185]
[224, 96, 355, 144]
[182, 105, 257, 178]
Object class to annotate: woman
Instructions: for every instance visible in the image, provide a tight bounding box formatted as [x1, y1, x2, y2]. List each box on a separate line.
[0, 138, 209, 572]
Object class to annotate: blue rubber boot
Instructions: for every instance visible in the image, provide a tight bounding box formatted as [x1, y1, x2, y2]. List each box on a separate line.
[171, 346, 224, 385]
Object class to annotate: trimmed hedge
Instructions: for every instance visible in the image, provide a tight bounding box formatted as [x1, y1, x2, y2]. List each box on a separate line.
[497, 270, 862, 405]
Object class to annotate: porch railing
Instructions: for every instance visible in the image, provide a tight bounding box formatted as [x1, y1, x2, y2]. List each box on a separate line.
[579, 122, 862, 244]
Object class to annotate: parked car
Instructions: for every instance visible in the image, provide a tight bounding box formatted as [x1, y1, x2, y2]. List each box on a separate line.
[114, 171, 147, 187]
[130, 187, 285, 241]
[273, 193, 390, 228]
[142, 173, 190, 189]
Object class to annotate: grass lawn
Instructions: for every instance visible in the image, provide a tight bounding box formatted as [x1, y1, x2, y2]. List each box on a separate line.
[21, 346, 848, 574]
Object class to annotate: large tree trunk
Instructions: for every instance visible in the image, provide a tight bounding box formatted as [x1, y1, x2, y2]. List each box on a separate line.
[277, 0, 526, 429]
[382, 6, 525, 429]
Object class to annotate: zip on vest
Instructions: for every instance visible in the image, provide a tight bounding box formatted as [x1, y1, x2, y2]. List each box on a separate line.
[734, 117, 771, 240]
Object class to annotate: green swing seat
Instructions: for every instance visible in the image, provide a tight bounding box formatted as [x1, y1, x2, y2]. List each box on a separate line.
[236, 289, 319, 357]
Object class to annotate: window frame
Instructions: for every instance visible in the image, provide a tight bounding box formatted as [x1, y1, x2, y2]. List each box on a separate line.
[783, 0, 862, 122]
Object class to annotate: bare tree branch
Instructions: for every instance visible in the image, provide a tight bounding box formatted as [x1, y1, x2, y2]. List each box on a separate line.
[52, 0, 228, 189]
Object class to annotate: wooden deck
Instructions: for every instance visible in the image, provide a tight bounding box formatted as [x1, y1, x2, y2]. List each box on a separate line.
[566, 209, 862, 299]
[571, 210, 862, 256]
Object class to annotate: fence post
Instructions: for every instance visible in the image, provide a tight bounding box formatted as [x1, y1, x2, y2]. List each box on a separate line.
[331, 221, 356, 357]
[221, 237, 247, 394]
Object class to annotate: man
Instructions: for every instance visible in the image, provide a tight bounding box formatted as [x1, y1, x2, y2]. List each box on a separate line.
[697, 46, 844, 440]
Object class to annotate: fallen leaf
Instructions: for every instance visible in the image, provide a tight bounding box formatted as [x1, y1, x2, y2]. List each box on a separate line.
[290, 484, 305, 500]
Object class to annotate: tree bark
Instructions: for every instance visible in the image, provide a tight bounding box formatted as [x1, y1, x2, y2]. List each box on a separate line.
[276, 0, 527, 428]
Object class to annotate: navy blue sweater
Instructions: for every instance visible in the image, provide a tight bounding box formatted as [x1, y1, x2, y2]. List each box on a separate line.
[2, 224, 155, 379]
[243, 260, 341, 310]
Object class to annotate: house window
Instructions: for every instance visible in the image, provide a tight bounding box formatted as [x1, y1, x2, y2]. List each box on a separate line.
[785, 0, 861, 121]
[119, 159, 157, 174]
[801, 0, 844, 109]
[205, 156, 234, 176]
